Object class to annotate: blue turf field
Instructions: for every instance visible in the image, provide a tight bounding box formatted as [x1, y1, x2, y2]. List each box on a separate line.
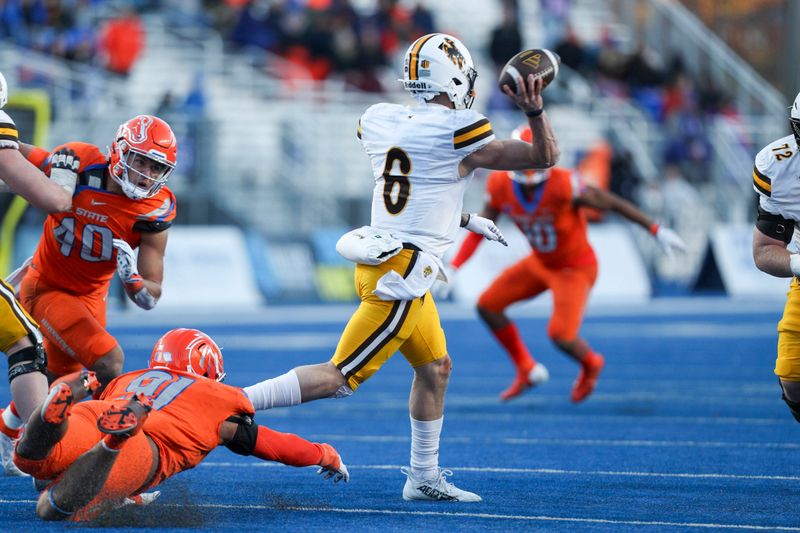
[2, 299, 799, 532]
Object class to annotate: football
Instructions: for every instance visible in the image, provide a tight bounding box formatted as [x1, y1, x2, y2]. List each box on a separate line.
[498, 49, 561, 94]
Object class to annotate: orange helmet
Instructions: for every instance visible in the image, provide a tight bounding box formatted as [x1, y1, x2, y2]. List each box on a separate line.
[109, 115, 177, 199]
[509, 125, 551, 185]
[149, 328, 226, 382]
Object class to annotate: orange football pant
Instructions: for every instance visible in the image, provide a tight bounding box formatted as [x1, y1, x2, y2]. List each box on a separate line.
[19, 269, 117, 377]
[14, 400, 156, 519]
[478, 254, 598, 341]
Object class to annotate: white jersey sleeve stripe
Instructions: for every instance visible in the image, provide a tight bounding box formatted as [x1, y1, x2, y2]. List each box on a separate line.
[453, 118, 492, 149]
[753, 165, 772, 197]
[0, 111, 19, 149]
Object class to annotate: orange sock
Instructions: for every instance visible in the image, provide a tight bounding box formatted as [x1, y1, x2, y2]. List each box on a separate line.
[492, 323, 535, 373]
[252, 425, 324, 467]
[582, 351, 602, 368]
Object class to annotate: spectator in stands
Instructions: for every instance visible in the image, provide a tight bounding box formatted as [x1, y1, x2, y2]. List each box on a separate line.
[409, 1, 435, 39]
[660, 162, 701, 230]
[608, 149, 641, 204]
[488, 0, 523, 73]
[98, 7, 145, 77]
[553, 25, 585, 74]
[540, 0, 571, 48]
[364, 0, 411, 59]
[486, 0, 523, 110]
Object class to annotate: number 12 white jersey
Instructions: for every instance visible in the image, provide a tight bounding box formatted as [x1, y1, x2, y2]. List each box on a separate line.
[358, 102, 494, 259]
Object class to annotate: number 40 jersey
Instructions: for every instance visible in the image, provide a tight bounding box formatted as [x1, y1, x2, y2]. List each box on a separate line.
[357, 102, 494, 258]
[27, 141, 176, 294]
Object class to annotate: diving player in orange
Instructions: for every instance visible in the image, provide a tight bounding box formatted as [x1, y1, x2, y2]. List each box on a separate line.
[15, 115, 177, 389]
[13, 328, 349, 522]
[450, 126, 686, 402]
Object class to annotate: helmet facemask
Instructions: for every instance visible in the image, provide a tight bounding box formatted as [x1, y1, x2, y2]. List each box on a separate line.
[112, 142, 174, 199]
[510, 169, 550, 185]
[0, 71, 7, 109]
[790, 92, 800, 145]
[792, 117, 800, 146]
[109, 115, 177, 200]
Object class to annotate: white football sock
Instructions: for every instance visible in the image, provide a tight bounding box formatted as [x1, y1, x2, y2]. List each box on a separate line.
[410, 416, 443, 481]
[2, 403, 23, 430]
[10, 371, 48, 421]
[243, 370, 302, 410]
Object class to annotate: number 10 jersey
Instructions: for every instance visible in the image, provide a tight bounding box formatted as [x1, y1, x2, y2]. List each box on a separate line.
[358, 102, 494, 258]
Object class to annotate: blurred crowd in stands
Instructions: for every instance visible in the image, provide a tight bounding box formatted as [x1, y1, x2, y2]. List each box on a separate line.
[0, 0, 746, 218]
[0, 0, 150, 76]
[209, 0, 437, 93]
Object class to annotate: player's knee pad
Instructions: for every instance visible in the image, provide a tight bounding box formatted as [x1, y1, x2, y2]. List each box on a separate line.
[7, 343, 47, 383]
[779, 384, 800, 423]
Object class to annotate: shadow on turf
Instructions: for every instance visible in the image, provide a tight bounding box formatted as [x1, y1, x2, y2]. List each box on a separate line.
[74, 484, 327, 528]
[79, 484, 206, 529]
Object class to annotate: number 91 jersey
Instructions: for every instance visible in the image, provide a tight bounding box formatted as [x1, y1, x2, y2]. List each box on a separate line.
[28, 141, 176, 294]
[357, 102, 494, 258]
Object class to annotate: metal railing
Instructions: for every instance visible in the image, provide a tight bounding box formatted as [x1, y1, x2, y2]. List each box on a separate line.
[612, 0, 785, 118]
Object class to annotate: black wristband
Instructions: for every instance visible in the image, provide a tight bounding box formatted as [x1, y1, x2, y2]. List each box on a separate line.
[525, 108, 543, 117]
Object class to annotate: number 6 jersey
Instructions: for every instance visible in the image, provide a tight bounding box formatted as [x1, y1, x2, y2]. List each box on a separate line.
[27, 142, 176, 293]
[358, 102, 494, 258]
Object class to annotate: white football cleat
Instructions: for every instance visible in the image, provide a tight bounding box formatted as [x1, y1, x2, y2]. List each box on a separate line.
[120, 491, 161, 508]
[0, 431, 28, 477]
[530, 362, 550, 385]
[500, 362, 549, 402]
[401, 467, 481, 502]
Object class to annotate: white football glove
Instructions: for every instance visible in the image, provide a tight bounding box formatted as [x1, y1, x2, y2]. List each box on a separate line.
[49, 147, 80, 195]
[464, 214, 508, 246]
[316, 444, 349, 484]
[113, 238, 139, 283]
[6, 256, 32, 294]
[113, 238, 157, 310]
[654, 226, 686, 256]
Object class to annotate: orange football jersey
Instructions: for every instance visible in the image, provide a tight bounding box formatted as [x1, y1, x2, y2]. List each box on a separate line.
[27, 142, 176, 293]
[487, 168, 596, 269]
[102, 368, 255, 485]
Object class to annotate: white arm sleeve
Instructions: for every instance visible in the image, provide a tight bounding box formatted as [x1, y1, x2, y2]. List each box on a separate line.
[242, 370, 302, 411]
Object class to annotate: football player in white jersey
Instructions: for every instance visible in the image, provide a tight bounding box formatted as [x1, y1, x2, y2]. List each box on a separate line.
[0, 71, 75, 476]
[244, 33, 559, 501]
[752, 90, 800, 423]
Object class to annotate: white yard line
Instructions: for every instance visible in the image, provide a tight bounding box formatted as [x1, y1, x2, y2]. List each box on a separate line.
[200, 462, 800, 481]
[301, 434, 800, 450]
[1, 499, 795, 530]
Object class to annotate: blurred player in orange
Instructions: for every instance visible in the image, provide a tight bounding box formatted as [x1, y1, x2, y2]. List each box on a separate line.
[0, 71, 75, 476]
[13, 328, 349, 521]
[450, 126, 686, 402]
